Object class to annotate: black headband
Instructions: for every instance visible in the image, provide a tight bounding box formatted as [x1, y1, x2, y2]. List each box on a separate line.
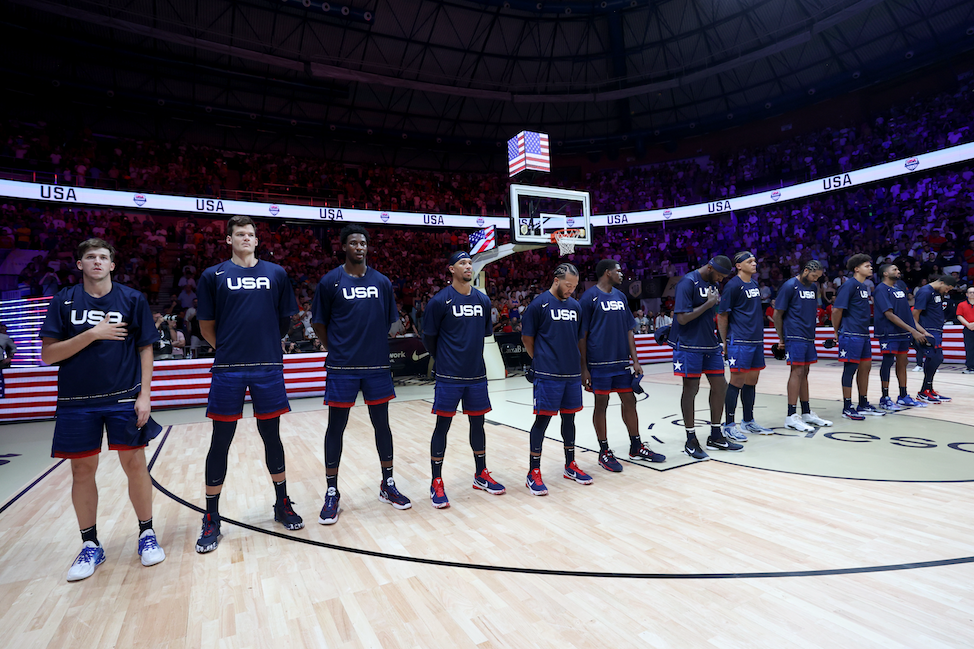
[709, 257, 733, 275]
[448, 251, 471, 266]
[734, 251, 755, 264]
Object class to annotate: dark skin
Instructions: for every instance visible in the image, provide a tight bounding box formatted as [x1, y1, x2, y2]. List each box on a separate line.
[579, 263, 642, 445]
[772, 268, 823, 407]
[878, 265, 928, 391]
[310, 232, 394, 477]
[678, 264, 729, 430]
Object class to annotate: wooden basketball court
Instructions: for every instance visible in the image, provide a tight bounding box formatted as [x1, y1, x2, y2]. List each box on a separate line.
[1, 361, 973, 648]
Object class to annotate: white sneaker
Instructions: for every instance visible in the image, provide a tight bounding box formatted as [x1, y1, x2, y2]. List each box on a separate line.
[138, 529, 166, 567]
[912, 365, 923, 372]
[802, 411, 833, 427]
[784, 413, 814, 432]
[66, 541, 106, 582]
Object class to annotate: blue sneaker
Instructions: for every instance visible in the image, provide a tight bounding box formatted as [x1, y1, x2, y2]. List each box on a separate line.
[378, 478, 412, 510]
[896, 394, 926, 408]
[525, 468, 548, 496]
[878, 396, 904, 412]
[430, 478, 450, 509]
[274, 497, 305, 530]
[318, 487, 341, 525]
[741, 420, 775, 435]
[472, 469, 506, 494]
[722, 423, 748, 442]
[563, 461, 593, 485]
[856, 403, 886, 417]
[841, 406, 865, 420]
[629, 444, 666, 462]
[195, 513, 222, 554]
[67, 541, 106, 582]
[929, 390, 951, 402]
[598, 449, 624, 472]
[138, 529, 166, 567]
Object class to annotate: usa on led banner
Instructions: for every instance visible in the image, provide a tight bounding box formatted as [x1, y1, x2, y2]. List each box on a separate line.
[1, 141, 973, 230]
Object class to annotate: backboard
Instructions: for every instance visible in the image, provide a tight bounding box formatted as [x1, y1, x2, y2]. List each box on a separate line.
[509, 184, 591, 248]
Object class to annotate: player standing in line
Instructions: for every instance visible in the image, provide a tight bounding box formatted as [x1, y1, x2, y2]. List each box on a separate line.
[520, 263, 592, 495]
[913, 275, 957, 403]
[422, 251, 505, 508]
[671, 257, 742, 459]
[312, 224, 411, 524]
[873, 264, 928, 409]
[717, 251, 775, 441]
[40, 238, 165, 581]
[831, 254, 887, 420]
[579, 259, 664, 472]
[195, 216, 303, 554]
[0, 322, 17, 398]
[773, 260, 833, 432]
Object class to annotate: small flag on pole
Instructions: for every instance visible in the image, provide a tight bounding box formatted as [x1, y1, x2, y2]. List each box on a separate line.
[469, 225, 496, 255]
[508, 131, 550, 177]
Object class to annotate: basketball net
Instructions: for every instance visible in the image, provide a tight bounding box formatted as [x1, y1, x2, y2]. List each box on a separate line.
[550, 228, 586, 256]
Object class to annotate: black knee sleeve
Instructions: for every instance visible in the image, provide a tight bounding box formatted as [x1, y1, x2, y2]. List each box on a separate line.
[841, 362, 858, 388]
[430, 415, 452, 458]
[468, 415, 486, 454]
[255, 416, 286, 475]
[205, 420, 237, 487]
[880, 354, 895, 383]
[529, 415, 552, 455]
[724, 383, 741, 421]
[560, 413, 576, 448]
[368, 402, 394, 463]
[324, 407, 351, 471]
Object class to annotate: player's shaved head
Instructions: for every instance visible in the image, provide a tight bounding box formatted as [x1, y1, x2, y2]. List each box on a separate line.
[595, 259, 619, 279]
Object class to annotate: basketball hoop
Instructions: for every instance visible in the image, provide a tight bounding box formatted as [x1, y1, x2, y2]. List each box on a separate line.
[550, 228, 586, 256]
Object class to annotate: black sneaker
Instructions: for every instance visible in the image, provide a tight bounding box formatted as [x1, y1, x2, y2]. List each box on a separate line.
[195, 513, 222, 554]
[706, 434, 744, 452]
[683, 435, 709, 460]
[273, 497, 305, 530]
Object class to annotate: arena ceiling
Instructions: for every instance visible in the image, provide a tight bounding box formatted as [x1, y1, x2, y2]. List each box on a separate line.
[2, 0, 974, 164]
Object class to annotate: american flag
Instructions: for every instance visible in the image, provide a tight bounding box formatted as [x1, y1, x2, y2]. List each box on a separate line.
[469, 225, 496, 255]
[507, 131, 550, 176]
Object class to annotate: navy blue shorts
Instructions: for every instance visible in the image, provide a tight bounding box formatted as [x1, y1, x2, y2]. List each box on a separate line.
[432, 380, 491, 417]
[52, 400, 155, 458]
[673, 345, 724, 378]
[533, 378, 583, 416]
[325, 372, 396, 408]
[589, 371, 633, 395]
[926, 330, 943, 349]
[838, 334, 871, 362]
[726, 342, 765, 373]
[784, 340, 817, 365]
[207, 368, 290, 422]
[876, 336, 910, 355]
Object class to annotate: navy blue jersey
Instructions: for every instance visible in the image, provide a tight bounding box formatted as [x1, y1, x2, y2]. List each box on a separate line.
[913, 284, 946, 332]
[718, 275, 764, 344]
[670, 270, 720, 351]
[833, 278, 871, 336]
[312, 266, 397, 373]
[39, 283, 156, 405]
[423, 285, 492, 383]
[579, 285, 636, 375]
[521, 291, 582, 380]
[873, 280, 911, 339]
[776, 277, 819, 341]
[197, 259, 297, 371]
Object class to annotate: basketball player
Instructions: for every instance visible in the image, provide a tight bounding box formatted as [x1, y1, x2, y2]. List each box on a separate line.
[913, 275, 958, 403]
[422, 251, 505, 508]
[671, 257, 742, 459]
[40, 238, 165, 581]
[0, 322, 17, 398]
[195, 215, 303, 554]
[831, 254, 886, 419]
[579, 259, 664, 472]
[873, 264, 928, 409]
[312, 224, 411, 524]
[717, 251, 774, 441]
[521, 263, 592, 495]
[773, 260, 833, 432]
